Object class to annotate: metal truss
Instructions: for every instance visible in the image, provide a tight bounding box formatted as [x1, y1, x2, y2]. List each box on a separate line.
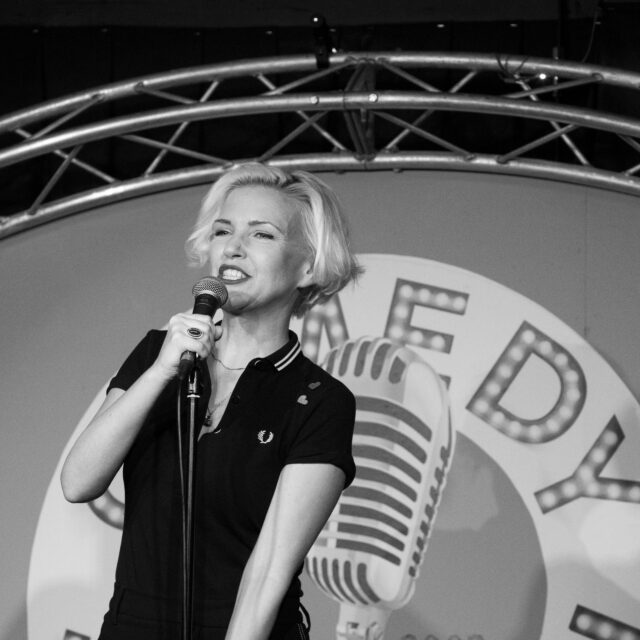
[2, 52, 640, 239]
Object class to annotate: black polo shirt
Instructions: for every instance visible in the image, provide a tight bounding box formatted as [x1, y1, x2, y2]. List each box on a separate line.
[106, 329, 355, 626]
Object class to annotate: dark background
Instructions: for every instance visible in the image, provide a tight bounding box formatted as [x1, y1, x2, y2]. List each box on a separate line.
[2, 0, 640, 218]
[5, 0, 640, 115]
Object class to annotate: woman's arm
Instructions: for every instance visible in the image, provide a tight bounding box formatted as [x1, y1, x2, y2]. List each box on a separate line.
[60, 312, 218, 503]
[225, 462, 345, 640]
[60, 368, 168, 502]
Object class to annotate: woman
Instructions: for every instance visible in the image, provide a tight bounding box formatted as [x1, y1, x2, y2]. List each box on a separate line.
[61, 163, 362, 640]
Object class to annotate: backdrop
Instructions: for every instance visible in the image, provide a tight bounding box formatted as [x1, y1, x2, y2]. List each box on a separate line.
[1, 170, 639, 640]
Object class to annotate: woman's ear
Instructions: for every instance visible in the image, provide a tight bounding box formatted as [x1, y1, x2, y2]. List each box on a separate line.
[297, 264, 315, 289]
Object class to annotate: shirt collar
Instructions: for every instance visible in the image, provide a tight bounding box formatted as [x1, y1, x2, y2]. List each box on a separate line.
[195, 330, 301, 403]
[255, 330, 302, 372]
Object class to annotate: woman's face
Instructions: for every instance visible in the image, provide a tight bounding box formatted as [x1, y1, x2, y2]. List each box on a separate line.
[207, 185, 313, 319]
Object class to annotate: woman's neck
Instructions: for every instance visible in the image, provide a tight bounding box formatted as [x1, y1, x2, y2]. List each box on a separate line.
[213, 313, 291, 369]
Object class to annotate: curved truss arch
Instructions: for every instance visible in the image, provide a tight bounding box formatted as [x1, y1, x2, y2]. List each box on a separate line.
[2, 51, 640, 239]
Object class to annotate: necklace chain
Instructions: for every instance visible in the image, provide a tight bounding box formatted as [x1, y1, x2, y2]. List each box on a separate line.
[211, 352, 246, 371]
[203, 392, 232, 427]
[203, 353, 245, 429]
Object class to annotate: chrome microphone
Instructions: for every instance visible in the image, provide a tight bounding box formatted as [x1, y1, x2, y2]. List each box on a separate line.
[306, 337, 455, 640]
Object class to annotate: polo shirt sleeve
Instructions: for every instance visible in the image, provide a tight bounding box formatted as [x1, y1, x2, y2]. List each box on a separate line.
[107, 330, 166, 393]
[284, 380, 356, 488]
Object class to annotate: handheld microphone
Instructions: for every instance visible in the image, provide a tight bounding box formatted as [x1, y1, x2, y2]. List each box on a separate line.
[306, 337, 455, 640]
[177, 276, 228, 380]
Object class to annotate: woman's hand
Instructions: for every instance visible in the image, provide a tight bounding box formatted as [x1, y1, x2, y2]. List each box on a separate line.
[150, 312, 222, 380]
[61, 314, 223, 503]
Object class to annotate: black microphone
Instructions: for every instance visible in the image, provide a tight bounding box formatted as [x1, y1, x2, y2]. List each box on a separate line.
[177, 276, 228, 380]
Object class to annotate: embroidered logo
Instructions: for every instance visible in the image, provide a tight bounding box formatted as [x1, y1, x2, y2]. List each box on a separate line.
[257, 430, 274, 444]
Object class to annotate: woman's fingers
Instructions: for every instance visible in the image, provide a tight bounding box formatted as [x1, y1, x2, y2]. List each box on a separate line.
[174, 313, 215, 356]
[153, 313, 217, 377]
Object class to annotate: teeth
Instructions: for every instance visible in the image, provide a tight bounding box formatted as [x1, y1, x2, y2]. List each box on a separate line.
[220, 268, 245, 281]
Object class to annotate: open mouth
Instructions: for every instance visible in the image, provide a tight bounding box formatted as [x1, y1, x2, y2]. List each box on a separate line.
[218, 266, 249, 282]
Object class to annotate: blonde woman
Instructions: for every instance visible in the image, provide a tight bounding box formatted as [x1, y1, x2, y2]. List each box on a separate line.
[62, 163, 362, 640]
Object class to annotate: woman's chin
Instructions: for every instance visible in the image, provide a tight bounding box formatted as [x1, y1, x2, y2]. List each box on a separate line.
[221, 291, 257, 316]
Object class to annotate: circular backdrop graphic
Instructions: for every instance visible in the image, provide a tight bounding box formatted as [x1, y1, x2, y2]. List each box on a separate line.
[29, 255, 640, 640]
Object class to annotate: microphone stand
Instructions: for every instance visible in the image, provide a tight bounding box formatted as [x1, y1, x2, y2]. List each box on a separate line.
[180, 365, 201, 640]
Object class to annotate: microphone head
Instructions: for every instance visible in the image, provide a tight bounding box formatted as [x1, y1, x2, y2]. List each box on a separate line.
[192, 276, 228, 306]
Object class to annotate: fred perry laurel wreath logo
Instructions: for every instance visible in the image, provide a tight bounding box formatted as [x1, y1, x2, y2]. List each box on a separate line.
[257, 430, 274, 444]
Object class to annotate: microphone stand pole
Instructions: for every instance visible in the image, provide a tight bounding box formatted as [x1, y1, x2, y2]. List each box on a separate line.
[181, 365, 200, 640]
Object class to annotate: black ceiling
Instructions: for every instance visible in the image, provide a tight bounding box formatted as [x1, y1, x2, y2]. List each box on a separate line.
[0, 0, 606, 28]
[1, 0, 640, 218]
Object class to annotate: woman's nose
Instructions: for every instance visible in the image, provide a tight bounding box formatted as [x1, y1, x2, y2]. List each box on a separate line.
[223, 233, 245, 257]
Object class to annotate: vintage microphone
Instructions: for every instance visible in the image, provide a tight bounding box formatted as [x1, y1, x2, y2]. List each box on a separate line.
[306, 337, 455, 640]
[178, 276, 227, 640]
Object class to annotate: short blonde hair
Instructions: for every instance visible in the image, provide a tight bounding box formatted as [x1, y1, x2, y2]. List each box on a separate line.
[186, 163, 363, 317]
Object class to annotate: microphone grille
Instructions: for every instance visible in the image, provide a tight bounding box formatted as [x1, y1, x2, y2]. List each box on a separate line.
[192, 276, 228, 305]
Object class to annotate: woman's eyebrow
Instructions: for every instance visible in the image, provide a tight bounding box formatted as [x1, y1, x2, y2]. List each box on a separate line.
[248, 219, 284, 233]
[213, 217, 284, 233]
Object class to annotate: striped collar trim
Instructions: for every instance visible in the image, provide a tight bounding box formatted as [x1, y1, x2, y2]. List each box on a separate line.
[271, 333, 302, 371]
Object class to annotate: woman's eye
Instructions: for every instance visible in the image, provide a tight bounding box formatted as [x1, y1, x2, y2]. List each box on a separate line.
[212, 228, 229, 237]
[255, 231, 274, 239]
